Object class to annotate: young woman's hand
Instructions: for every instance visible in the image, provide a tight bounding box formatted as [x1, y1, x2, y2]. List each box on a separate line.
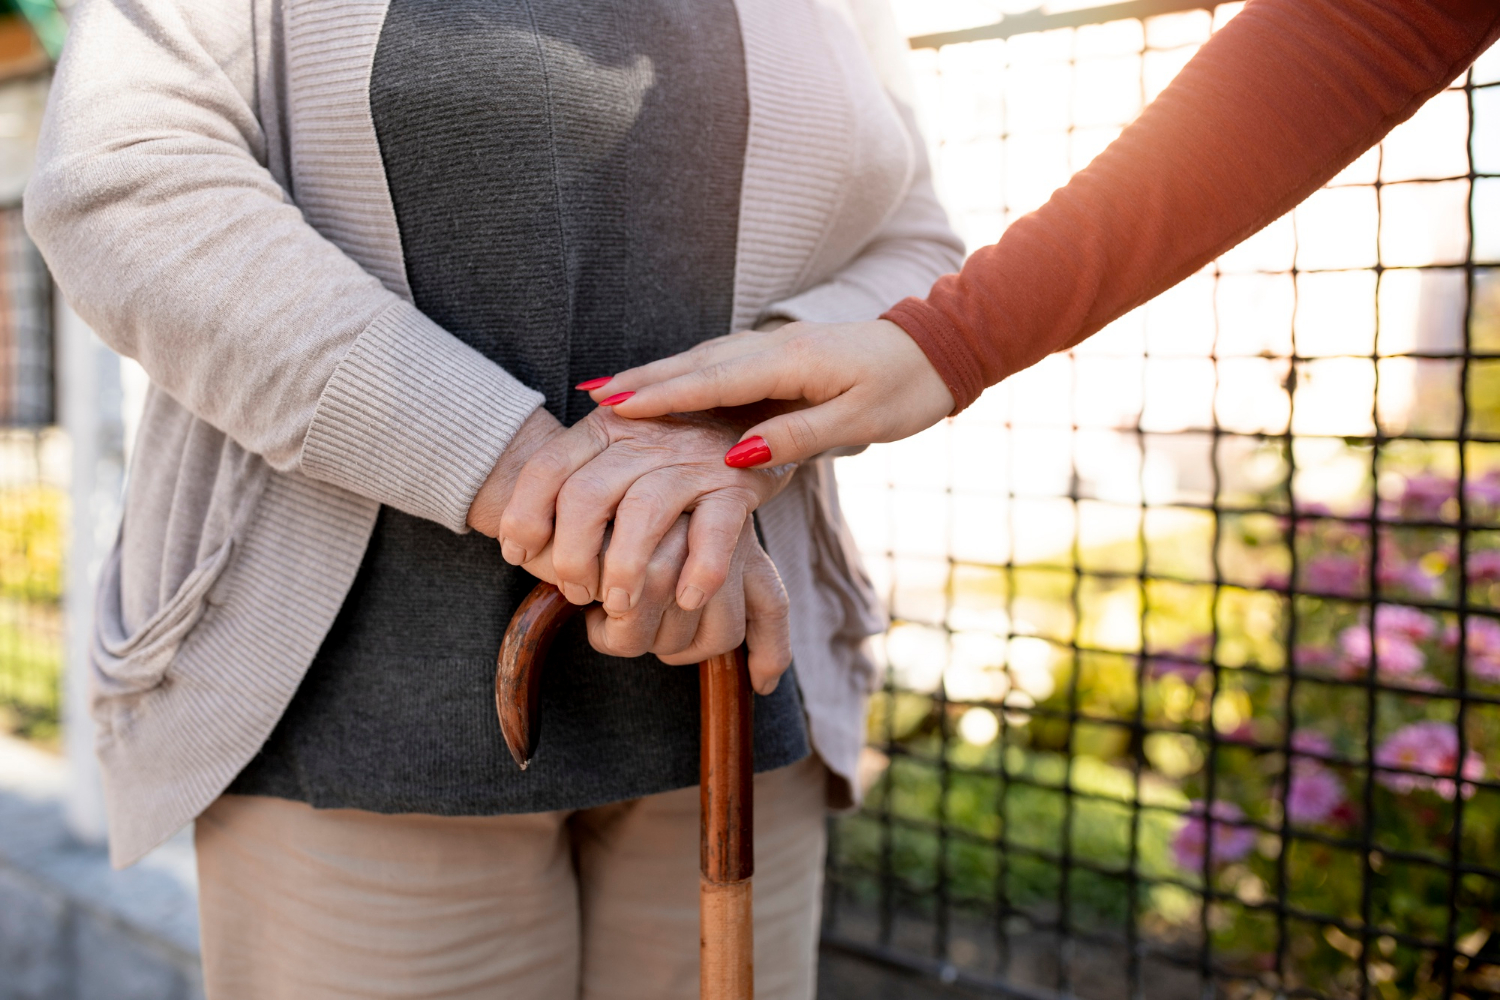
[582, 319, 956, 468]
[496, 407, 795, 614]
[468, 409, 792, 693]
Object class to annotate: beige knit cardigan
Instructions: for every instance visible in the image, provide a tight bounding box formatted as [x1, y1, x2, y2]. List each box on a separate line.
[26, 0, 963, 867]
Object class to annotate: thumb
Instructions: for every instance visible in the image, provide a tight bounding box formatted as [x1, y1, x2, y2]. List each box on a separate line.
[723, 396, 863, 469]
[742, 541, 791, 695]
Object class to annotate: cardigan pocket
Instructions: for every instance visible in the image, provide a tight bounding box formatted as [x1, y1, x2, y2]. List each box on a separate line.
[90, 533, 236, 697]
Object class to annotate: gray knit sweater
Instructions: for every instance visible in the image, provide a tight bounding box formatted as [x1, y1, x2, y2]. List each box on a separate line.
[26, 0, 963, 866]
[232, 0, 811, 813]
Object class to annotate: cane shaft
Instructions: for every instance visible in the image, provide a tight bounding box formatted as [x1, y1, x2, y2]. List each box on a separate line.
[700, 648, 753, 879]
[700, 648, 753, 999]
[700, 877, 753, 1000]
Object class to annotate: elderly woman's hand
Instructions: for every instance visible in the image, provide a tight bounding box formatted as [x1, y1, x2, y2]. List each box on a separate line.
[497, 406, 796, 619]
[468, 408, 793, 693]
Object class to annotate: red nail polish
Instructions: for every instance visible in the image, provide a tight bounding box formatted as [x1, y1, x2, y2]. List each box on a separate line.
[724, 436, 771, 468]
[575, 377, 613, 391]
[599, 391, 635, 406]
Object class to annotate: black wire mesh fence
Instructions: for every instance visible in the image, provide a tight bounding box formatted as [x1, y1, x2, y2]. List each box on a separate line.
[822, 4, 1500, 998]
[0, 202, 62, 743]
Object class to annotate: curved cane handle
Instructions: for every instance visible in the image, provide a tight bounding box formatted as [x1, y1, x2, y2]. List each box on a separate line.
[495, 582, 581, 770]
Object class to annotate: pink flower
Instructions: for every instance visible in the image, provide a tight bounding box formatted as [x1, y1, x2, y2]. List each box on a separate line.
[1223, 722, 1256, 744]
[1465, 473, 1500, 509]
[1173, 800, 1257, 871]
[1290, 729, 1333, 758]
[1287, 761, 1346, 826]
[1294, 644, 1338, 671]
[1149, 658, 1206, 683]
[1401, 474, 1455, 520]
[1378, 559, 1444, 599]
[1469, 551, 1500, 584]
[1303, 555, 1366, 597]
[1338, 625, 1425, 677]
[1147, 638, 1212, 682]
[1442, 617, 1500, 682]
[1374, 721, 1485, 800]
[1374, 604, 1436, 642]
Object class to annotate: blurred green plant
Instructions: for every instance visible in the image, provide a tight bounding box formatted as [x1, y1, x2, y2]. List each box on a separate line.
[833, 453, 1500, 998]
[0, 485, 63, 743]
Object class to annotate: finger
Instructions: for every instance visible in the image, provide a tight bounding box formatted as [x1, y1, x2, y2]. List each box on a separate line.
[519, 540, 559, 586]
[600, 472, 701, 617]
[650, 593, 702, 658]
[587, 593, 666, 659]
[741, 540, 792, 695]
[655, 559, 747, 667]
[586, 329, 775, 402]
[551, 444, 677, 607]
[499, 421, 609, 579]
[718, 394, 866, 468]
[585, 524, 686, 657]
[606, 349, 809, 421]
[675, 494, 753, 612]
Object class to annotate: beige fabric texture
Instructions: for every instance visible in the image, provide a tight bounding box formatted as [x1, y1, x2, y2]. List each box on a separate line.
[25, 0, 964, 867]
[196, 757, 828, 1000]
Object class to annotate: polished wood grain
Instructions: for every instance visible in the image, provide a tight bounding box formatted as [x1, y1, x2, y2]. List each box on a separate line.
[700, 648, 754, 883]
[700, 877, 753, 999]
[700, 647, 754, 999]
[494, 582, 580, 769]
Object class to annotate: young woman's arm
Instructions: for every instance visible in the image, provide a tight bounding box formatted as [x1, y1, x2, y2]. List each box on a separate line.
[597, 0, 1500, 465]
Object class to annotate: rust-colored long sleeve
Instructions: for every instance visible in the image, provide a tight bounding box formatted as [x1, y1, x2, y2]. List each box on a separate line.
[884, 0, 1500, 413]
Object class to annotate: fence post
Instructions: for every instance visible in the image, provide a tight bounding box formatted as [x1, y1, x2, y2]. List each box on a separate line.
[58, 295, 122, 846]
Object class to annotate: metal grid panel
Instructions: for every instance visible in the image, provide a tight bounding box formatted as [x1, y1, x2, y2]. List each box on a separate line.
[822, 4, 1500, 998]
[0, 203, 62, 743]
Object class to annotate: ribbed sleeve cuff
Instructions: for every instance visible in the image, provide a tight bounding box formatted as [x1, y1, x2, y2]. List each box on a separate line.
[881, 297, 987, 414]
[301, 300, 546, 532]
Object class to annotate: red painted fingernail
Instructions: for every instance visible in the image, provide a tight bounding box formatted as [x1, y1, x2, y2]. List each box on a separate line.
[724, 436, 772, 468]
[575, 377, 613, 391]
[599, 391, 635, 406]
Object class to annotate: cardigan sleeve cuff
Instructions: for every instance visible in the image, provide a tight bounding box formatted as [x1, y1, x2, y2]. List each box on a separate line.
[881, 297, 988, 415]
[300, 299, 547, 533]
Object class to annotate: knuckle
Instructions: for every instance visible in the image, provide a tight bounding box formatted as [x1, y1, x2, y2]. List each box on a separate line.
[556, 472, 611, 512]
[642, 562, 678, 601]
[651, 631, 693, 657]
[604, 623, 650, 659]
[498, 509, 542, 542]
[781, 412, 821, 455]
[702, 360, 737, 392]
[615, 489, 667, 524]
[528, 448, 574, 481]
[760, 587, 791, 620]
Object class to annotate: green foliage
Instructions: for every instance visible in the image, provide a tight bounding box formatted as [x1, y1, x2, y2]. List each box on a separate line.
[0, 486, 63, 743]
[834, 448, 1500, 996]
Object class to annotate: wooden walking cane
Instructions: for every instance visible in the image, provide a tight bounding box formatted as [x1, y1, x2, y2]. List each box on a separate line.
[496, 581, 755, 1000]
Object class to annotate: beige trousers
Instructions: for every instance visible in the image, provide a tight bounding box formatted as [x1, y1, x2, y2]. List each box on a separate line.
[195, 757, 827, 1000]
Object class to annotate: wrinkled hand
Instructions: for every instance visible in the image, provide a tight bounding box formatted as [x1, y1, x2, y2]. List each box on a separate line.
[583, 319, 955, 467]
[468, 408, 792, 693]
[498, 407, 796, 618]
